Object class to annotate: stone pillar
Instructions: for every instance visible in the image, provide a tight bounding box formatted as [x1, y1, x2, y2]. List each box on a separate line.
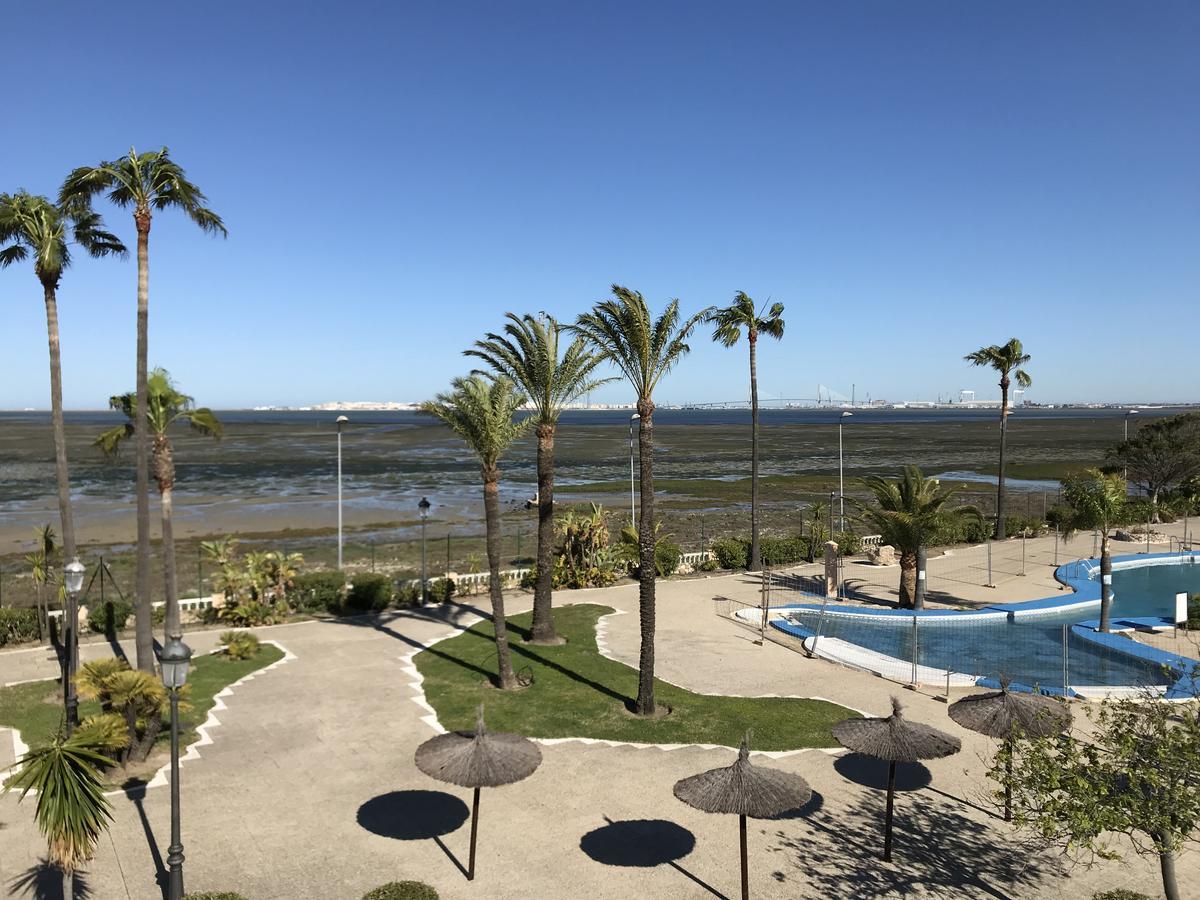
[824, 540, 839, 598]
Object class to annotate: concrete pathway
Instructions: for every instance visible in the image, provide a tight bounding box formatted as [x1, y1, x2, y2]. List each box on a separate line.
[1, 554, 1189, 899]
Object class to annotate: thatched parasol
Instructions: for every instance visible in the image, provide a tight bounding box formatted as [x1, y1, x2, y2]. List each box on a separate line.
[949, 681, 1071, 820]
[414, 705, 541, 880]
[673, 732, 812, 900]
[832, 697, 961, 861]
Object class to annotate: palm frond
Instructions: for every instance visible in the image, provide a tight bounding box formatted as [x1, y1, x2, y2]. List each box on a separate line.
[419, 375, 532, 470]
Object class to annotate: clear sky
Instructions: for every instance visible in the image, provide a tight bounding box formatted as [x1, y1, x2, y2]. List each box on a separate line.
[2, 2, 1196, 409]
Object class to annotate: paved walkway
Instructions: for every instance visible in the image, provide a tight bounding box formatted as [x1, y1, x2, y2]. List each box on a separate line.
[1, 551, 1190, 899]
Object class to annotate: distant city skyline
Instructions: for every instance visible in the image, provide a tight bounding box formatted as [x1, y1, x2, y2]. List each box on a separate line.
[2, 2, 1196, 409]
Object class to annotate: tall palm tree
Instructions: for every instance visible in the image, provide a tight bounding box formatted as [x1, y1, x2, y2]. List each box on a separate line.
[61, 148, 225, 672]
[421, 375, 531, 689]
[572, 286, 710, 715]
[854, 466, 982, 609]
[0, 191, 126, 567]
[95, 369, 222, 641]
[1060, 468, 1127, 633]
[709, 292, 785, 571]
[965, 339, 1032, 540]
[466, 313, 611, 643]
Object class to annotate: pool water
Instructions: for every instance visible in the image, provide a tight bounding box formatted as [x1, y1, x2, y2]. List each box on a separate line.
[782, 560, 1200, 692]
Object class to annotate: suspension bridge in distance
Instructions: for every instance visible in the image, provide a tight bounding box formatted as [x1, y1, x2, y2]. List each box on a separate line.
[680, 384, 858, 410]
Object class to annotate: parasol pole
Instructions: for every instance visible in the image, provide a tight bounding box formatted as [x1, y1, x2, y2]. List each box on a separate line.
[884, 760, 896, 861]
[468, 786, 480, 880]
[739, 813, 749, 900]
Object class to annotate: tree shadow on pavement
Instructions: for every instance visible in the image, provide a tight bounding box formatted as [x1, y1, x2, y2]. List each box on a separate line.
[767, 792, 1052, 899]
[8, 861, 91, 899]
[833, 754, 932, 791]
[357, 789, 471, 878]
[580, 816, 726, 898]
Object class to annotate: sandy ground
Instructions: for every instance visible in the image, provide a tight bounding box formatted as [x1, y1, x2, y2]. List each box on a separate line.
[1, 545, 1191, 900]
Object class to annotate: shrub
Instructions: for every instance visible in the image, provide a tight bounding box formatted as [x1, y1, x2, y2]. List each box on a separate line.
[1004, 515, 1046, 538]
[362, 882, 439, 900]
[220, 630, 261, 660]
[1188, 595, 1200, 629]
[292, 570, 347, 613]
[217, 601, 278, 627]
[654, 541, 682, 577]
[87, 598, 133, 634]
[346, 573, 393, 612]
[0, 607, 41, 647]
[185, 893, 250, 900]
[759, 536, 806, 567]
[711, 537, 748, 569]
[697, 557, 720, 572]
[1092, 891, 1152, 900]
[428, 578, 456, 603]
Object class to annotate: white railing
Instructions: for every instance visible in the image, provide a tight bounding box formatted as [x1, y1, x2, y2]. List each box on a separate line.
[860, 535, 883, 550]
[414, 568, 531, 591]
[681, 550, 716, 567]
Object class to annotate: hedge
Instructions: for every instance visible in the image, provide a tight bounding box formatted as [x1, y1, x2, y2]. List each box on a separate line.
[0, 608, 40, 647]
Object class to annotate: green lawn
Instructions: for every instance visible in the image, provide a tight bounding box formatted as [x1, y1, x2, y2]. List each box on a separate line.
[415, 604, 855, 750]
[0, 643, 284, 755]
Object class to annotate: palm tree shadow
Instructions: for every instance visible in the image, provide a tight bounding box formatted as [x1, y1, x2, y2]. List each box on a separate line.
[123, 779, 167, 898]
[8, 861, 92, 899]
[356, 789, 471, 879]
[580, 816, 726, 898]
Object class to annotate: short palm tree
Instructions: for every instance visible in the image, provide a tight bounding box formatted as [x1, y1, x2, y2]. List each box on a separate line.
[95, 369, 222, 641]
[421, 375, 532, 689]
[466, 313, 611, 643]
[61, 148, 225, 673]
[24, 524, 59, 643]
[8, 727, 116, 899]
[709, 292, 785, 570]
[1060, 468, 1126, 632]
[854, 466, 982, 609]
[0, 191, 125, 566]
[965, 339, 1032, 540]
[572, 286, 710, 715]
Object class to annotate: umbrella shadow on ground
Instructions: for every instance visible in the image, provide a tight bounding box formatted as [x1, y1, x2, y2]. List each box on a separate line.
[767, 792, 1050, 899]
[579, 816, 727, 898]
[122, 780, 167, 899]
[833, 754, 932, 791]
[762, 788, 825, 820]
[357, 790, 471, 879]
[7, 862, 92, 899]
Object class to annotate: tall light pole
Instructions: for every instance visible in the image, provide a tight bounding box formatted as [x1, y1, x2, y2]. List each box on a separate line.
[419, 496, 431, 603]
[629, 413, 640, 527]
[336, 415, 349, 570]
[63, 556, 85, 732]
[839, 412, 853, 533]
[159, 635, 193, 900]
[1123, 409, 1138, 483]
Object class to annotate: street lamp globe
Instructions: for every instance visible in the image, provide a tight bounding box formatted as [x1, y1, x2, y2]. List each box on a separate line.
[419, 496, 431, 519]
[64, 556, 85, 595]
[158, 635, 193, 690]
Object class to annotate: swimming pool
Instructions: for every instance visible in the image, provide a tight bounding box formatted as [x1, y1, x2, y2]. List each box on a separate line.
[759, 553, 1200, 698]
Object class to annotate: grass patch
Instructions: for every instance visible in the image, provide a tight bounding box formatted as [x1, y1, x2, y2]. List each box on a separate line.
[415, 604, 854, 750]
[0, 643, 284, 755]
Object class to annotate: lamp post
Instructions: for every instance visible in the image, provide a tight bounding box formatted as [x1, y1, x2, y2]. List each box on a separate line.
[839, 412, 853, 533]
[63, 556, 85, 732]
[1123, 409, 1138, 483]
[159, 635, 193, 900]
[336, 415, 349, 571]
[419, 497, 431, 603]
[629, 413, 640, 527]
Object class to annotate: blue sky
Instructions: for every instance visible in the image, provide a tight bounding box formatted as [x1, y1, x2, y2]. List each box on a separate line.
[1, 2, 1196, 408]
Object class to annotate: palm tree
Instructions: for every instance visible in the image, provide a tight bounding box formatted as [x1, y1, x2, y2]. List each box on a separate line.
[0, 192, 126, 568]
[9, 727, 116, 899]
[572, 286, 710, 715]
[95, 369, 222, 641]
[421, 375, 532, 689]
[466, 313, 611, 643]
[854, 466, 982, 609]
[61, 148, 225, 673]
[24, 524, 59, 643]
[965, 339, 1032, 540]
[1060, 468, 1126, 632]
[709, 292, 785, 571]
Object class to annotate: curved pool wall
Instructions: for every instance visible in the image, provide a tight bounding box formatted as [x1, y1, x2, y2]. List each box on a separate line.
[746, 551, 1200, 699]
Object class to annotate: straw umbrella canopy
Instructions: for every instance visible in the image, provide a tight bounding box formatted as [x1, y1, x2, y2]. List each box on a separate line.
[949, 681, 1072, 821]
[831, 697, 961, 861]
[414, 705, 541, 880]
[673, 732, 812, 900]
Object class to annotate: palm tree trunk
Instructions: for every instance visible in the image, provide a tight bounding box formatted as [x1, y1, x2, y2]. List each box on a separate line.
[995, 379, 1009, 540]
[1099, 532, 1113, 633]
[635, 400, 657, 716]
[748, 332, 761, 571]
[529, 423, 559, 643]
[42, 282, 77, 562]
[161, 485, 180, 640]
[133, 216, 154, 672]
[483, 471, 516, 689]
[898, 549, 917, 609]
